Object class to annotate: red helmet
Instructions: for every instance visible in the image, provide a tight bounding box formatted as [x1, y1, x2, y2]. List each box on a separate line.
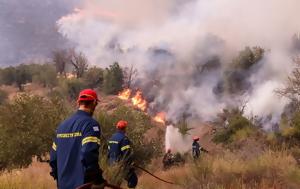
[116, 120, 128, 129]
[193, 136, 200, 141]
[77, 89, 100, 102]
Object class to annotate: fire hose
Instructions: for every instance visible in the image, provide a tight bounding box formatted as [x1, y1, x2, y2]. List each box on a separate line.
[133, 165, 180, 186]
[76, 182, 123, 189]
[76, 165, 181, 189]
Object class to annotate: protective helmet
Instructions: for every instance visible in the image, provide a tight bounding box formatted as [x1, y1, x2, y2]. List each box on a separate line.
[77, 89, 100, 102]
[193, 136, 200, 141]
[167, 149, 171, 153]
[116, 120, 128, 129]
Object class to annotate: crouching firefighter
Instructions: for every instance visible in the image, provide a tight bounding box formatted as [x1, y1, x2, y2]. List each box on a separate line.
[108, 120, 138, 188]
[49, 89, 106, 189]
[162, 149, 174, 170]
[192, 136, 202, 159]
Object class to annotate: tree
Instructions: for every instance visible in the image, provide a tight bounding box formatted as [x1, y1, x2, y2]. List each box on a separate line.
[83, 66, 104, 89]
[218, 46, 265, 95]
[123, 65, 138, 88]
[103, 62, 124, 95]
[231, 46, 264, 70]
[176, 113, 193, 136]
[0, 93, 70, 170]
[0, 89, 8, 105]
[0, 66, 16, 85]
[70, 50, 89, 78]
[15, 64, 32, 91]
[32, 64, 58, 89]
[52, 49, 69, 77]
[277, 57, 300, 101]
[62, 78, 87, 101]
[292, 33, 300, 53]
[276, 57, 300, 144]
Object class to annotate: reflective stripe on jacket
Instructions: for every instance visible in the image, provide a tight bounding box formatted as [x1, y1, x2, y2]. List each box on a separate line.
[49, 110, 101, 189]
[107, 131, 132, 164]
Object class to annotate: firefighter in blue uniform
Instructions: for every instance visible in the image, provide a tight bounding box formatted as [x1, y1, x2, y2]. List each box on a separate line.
[108, 120, 138, 188]
[192, 136, 201, 159]
[49, 89, 106, 189]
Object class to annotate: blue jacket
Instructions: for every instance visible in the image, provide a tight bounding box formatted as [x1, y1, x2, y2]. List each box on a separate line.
[192, 141, 201, 158]
[107, 131, 132, 165]
[49, 110, 103, 189]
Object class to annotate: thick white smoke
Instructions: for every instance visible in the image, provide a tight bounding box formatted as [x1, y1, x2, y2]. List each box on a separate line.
[165, 125, 192, 153]
[57, 0, 298, 129]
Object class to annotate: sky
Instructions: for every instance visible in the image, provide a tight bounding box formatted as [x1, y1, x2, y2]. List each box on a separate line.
[0, 0, 80, 66]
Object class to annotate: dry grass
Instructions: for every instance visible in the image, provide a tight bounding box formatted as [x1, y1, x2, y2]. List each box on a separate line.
[0, 161, 55, 189]
[138, 150, 300, 189]
[1, 150, 300, 189]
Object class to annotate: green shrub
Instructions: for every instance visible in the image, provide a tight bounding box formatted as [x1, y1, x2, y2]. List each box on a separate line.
[231, 46, 264, 70]
[60, 78, 87, 101]
[97, 106, 162, 166]
[82, 66, 104, 89]
[213, 111, 253, 144]
[0, 67, 16, 85]
[96, 105, 162, 186]
[276, 110, 300, 145]
[32, 64, 58, 89]
[176, 116, 193, 136]
[0, 89, 8, 105]
[0, 93, 71, 170]
[102, 62, 124, 95]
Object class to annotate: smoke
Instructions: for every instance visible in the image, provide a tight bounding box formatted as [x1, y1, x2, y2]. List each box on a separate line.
[165, 125, 192, 153]
[0, 0, 80, 66]
[57, 0, 299, 128]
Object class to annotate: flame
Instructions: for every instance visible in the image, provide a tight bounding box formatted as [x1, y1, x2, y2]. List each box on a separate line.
[154, 112, 166, 124]
[118, 89, 132, 100]
[118, 89, 148, 112]
[131, 90, 147, 111]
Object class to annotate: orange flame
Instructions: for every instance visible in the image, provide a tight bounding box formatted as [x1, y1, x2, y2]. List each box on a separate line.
[154, 112, 166, 124]
[118, 89, 132, 100]
[131, 90, 147, 111]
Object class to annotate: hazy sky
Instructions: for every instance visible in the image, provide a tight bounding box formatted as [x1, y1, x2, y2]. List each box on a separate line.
[0, 0, 80, 66]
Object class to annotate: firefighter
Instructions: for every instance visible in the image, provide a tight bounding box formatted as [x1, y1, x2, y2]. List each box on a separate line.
[162, 149, 174, 169]
[49, 89, 106, 189]
[107, 120, 138, 188]
[192, 136, 201, 159]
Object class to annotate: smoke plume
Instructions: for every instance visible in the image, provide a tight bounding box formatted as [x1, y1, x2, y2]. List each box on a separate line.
[57, 0, 300, 128]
